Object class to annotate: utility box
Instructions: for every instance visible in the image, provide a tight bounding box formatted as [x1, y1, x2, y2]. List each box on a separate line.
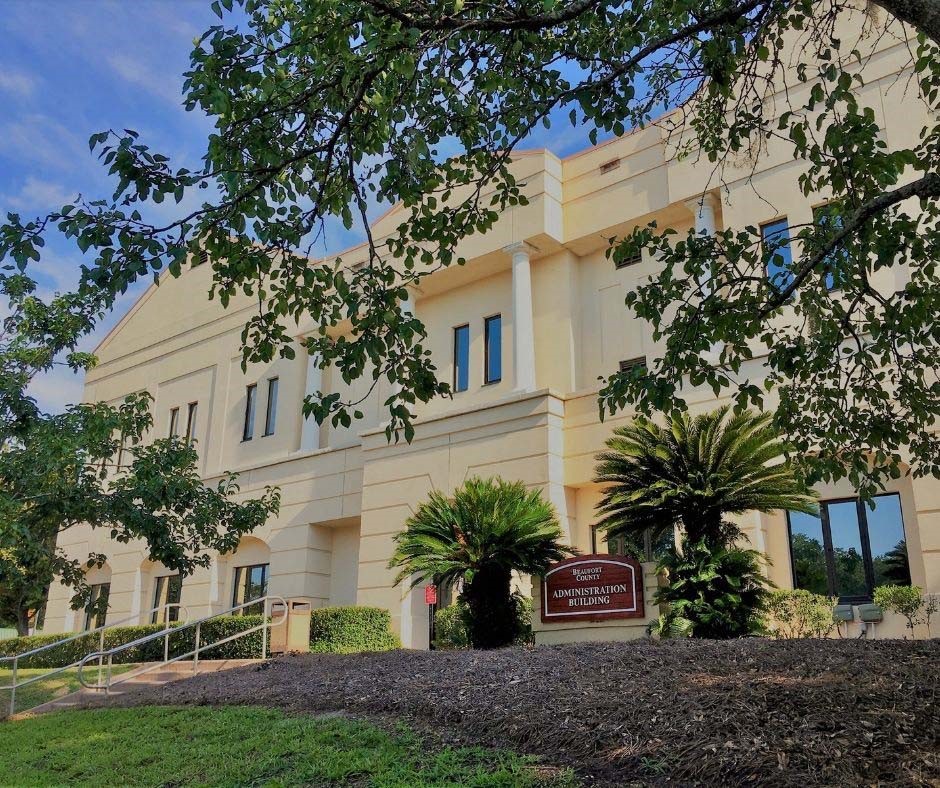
[269, 599, 312, 654]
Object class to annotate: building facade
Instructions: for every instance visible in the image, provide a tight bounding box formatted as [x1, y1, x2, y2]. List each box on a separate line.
[43, 14, 938, 644]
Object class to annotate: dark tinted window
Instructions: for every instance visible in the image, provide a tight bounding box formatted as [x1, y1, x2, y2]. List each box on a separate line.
[453, 325, 470, 392]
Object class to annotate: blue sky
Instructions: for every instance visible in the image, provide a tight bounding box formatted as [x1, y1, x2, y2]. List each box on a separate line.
[1, 1, 222, 411]
[1, 0, 603, 414]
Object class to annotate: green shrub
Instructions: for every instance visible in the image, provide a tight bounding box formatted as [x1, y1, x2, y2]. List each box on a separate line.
[512, 593, 534, 646]
[434, 594, 532, 650]
[434, 602, 471, 650]
[652, 541, 770, 639]
[0, 616, 266, 668]
[873, 585, 938, 638]
[308, 606, 400, 654]
[766, 589, 837, 638]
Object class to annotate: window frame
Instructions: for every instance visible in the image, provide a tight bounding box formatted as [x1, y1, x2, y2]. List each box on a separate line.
[452, 323, 470, 393]
[618, 356, 647, 375]
[812, 202, 847, 291]
[185, 402, 198, 444]
[759, 216, 794, 293]
[263, 377, 279, 437]
[243, 383, 257, 442]
[483, 314, 502, 385]
[168, 407, 180, 438]
[83, 582, 110, 631]
[231, 563, 269, 615]
[151, 574, 183, 624]
[614, 251, 643, 270]
[786, 492, 908, 604]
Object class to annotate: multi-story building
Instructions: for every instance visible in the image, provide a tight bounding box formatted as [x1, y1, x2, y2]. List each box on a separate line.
[42, 13, 937, 644]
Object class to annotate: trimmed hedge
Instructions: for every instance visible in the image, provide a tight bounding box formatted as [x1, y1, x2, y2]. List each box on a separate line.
[1, 606, 400, 666]
[0, 616, 266, 669]
[308, 606, 400, 654]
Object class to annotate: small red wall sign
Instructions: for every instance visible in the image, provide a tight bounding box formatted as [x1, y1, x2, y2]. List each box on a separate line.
[540, 554, 644, 623]
[424, 585, 438, 605]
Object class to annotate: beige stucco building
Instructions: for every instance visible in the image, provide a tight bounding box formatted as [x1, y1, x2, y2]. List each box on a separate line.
[43, 12, 938, 644]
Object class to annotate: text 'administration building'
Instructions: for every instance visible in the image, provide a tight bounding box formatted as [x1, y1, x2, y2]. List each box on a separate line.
[43, 15, 938, 645]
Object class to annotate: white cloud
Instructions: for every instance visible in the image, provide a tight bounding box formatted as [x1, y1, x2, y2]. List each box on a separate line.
[106, 53, 184, 108]
[1, 176, 75, 213]
[0, 112, 88, 171]
[0, 69, 37, 97]
[26, 366, 87, 413]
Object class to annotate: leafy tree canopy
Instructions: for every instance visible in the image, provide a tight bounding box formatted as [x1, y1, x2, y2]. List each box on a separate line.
[1, 0, 938, 493]
[0, 272, 280, 635]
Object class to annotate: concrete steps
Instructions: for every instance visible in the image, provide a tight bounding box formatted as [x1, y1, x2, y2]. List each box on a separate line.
[17, 659, 259, 717]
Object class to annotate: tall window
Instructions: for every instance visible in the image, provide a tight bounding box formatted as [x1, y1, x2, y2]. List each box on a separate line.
[761, 218, 794, 292]
[484, 315, 502, 385]
[453, 324, 470, 392]
[151, 575, 183, 624]
[116, 435, 126, 469]
[263, 377, 279, 436]
[185, 402, 198, 444]
[232, 564, 269, 615]
[168, 407, 180, 438]
[243, 384, 257, 441]
[813, 204, 847, 290]
[787, 493, 910, 603]
[83, 583, 110, 631]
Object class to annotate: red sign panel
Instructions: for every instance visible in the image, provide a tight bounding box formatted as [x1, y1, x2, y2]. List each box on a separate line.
[424, 585, 438, 605]
[541, 554, 644, 623]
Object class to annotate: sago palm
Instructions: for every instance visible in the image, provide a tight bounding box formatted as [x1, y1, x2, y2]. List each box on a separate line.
[389, 476, 573, 649]
[594, 406, 817, 550]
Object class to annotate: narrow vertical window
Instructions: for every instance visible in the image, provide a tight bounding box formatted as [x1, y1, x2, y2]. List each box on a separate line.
[484, 315, 502, 384]
[243, 384, 257, 441]
[813, 204, 847, 291]
[168, 407, 180, 438]
[83, 583, 110, 631]
[453, 324, 470, 392]
[185, 402, 198, 444]
[263, 377, 279, 436]
[151, 575, 183, 624]
[760, 218, 794, 292]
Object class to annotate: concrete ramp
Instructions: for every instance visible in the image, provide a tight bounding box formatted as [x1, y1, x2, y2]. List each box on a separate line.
[16, 659, 259, 717]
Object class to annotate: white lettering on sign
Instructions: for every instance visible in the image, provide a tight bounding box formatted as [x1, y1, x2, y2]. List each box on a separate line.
[541, 556, 642, 621]
[552, 584, 629, 600]
[572, 566, 602, 582]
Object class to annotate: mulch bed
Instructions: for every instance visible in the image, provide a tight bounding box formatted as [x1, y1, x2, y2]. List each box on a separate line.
[74, 638, 938, 786]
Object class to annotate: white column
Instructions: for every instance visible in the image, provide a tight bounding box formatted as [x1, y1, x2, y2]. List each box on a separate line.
[685, 193, 719, 296]
[506, 242, 537, 392]
[299, 351, 323, 451]
[390, 291, 414, 399]
[130, 568, 142, 623]
[209, 556, 219, 607]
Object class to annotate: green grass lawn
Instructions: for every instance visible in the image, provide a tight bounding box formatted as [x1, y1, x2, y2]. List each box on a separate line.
[0, 706, 578, 787]
[0, 664, 137, 717]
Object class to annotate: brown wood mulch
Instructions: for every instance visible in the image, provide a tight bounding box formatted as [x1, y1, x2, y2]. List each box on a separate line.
[72, 638, 938, 787]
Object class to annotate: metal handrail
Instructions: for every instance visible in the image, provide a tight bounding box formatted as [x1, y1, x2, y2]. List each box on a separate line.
[1, 603, 189, 717]
[76, 595, 288, 693]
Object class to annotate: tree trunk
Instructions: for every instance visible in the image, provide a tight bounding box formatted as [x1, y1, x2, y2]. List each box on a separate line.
[462, 564, 516, 649]
[15, 607, 30, 637]
[870, 0, 940, 44]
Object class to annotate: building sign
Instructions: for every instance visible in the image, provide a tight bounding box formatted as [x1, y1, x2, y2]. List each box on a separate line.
[541, 554, 644, 623]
